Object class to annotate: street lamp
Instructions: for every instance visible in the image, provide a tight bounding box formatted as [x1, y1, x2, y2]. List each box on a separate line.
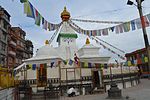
[127, 0, 150, 78]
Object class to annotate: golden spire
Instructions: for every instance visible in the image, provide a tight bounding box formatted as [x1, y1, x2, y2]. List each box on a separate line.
[61, 6, 70, 21]
[86, 38, 90, 44]
[45, 40, 49, 45]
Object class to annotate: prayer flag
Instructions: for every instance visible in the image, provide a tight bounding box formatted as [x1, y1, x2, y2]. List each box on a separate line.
[102, 29, 108, 36]
[42, 17, 44, 25]
[144, 56, 148, 63]
[63, 60, 67, 65]
[123, 22, 130, 32]
[84, 62, 88, 68]
[131, 20, 136, 30]
[24, 2, 28, 14]
[74, 53, 79, 66]
[50, 62, 54, 68]
[141, 16, 149, 28]
[32, 64, 36, 70]
[110, 27, 115, 32]
[115, 25, 120, 34]
[68, 59, 73, 66]
[135, 18, 142, 29]
[35, 10, 41, 26]
[26, 1, 35, 18]
[44, 63, 47, 68]
[127, 61, 132, 66]
[88, 63, 92, 68]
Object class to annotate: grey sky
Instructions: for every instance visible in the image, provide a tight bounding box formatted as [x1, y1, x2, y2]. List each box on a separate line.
[0, 0, 150, 62]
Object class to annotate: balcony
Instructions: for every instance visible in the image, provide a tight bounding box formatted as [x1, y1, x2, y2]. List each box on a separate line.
[9, 40, 16, 46]
[16, 45, 24, 51]
[8, 51, 16, 56]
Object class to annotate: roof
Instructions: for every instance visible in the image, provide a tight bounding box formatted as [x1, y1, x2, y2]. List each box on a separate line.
[125, 47, 147, 57]
[24, 45, 61, 62]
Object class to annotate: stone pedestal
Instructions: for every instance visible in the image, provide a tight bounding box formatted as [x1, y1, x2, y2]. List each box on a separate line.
[107, 82, 122, 99]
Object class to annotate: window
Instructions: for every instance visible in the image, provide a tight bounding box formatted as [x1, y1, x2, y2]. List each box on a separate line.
[2, 32, 7, 41]
[3, 21, 8, 30]
[1, 43, 6, 51]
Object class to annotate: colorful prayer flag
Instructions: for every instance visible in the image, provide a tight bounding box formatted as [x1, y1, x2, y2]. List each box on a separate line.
[131, 20, 136, 30]
[32, 64, 36, 70]
[26, 1, 35, 19]
[88, 63, 92, 68]
[84, 62, 88, 68]
[127, 61, 132, 66]
[35, 10, 41, 26]
[135, 18, 142, 29]
[144, 56, 148, 63]
[102, 29, 108, 36]
[141, 16, 149, 28]
[68, 59, 73, 66]
[123, 22, 130, 32]
[50, 62, 54, 68]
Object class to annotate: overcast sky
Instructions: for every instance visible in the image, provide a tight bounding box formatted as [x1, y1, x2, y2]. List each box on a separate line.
[1, 0, 150, 62]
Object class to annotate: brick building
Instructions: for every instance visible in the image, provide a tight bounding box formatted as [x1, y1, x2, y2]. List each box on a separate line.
[0, 6, 33, 68]
[125, 47, 150, 77]
[8, 27, 34, 68]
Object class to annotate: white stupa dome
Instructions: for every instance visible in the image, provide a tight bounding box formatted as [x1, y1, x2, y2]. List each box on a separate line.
[36, 45, 59, 57]
[25, 45, 60, 62]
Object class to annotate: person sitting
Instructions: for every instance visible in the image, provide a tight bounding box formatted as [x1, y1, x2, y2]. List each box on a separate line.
[67, 87, 76, 97]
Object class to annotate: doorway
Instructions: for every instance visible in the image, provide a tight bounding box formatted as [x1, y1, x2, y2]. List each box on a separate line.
[93, 71, 100, 87]
[37, 65, 47, 87]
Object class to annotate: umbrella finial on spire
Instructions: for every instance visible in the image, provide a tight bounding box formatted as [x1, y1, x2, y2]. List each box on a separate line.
[61, 6, 70, 21]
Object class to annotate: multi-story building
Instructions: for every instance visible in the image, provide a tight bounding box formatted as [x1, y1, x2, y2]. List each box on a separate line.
[24, 40, 33, 59]
[9, 27, 31, 68]
[125, 47, 150, 77]
[11, 27, 26, 67]
[8, 27, 34, 68]
[0, 6, 11, 67]
[8, 27, 17, 68]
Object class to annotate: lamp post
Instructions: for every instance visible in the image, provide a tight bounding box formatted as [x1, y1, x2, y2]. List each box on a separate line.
[127, 0, 150, 78]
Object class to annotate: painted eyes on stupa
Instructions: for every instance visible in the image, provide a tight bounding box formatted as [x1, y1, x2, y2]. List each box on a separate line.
[63, 38, 73, 42]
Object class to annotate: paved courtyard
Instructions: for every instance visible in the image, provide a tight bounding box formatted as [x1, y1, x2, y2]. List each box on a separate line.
[59, 79, 150, 100]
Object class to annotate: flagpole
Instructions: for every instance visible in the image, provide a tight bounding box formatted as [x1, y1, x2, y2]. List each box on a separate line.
[127, 0, 150, 79]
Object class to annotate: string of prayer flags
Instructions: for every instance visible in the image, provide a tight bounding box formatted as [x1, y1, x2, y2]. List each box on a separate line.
[93, 37, 125, 60]
[70, 13, 150, 36]
[22, 1, 61, 31]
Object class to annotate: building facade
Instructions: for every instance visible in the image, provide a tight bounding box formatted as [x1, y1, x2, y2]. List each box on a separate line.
[0, 6, 11, 67]
[8, 27, 34, 68]
[0, 6, 34, 68]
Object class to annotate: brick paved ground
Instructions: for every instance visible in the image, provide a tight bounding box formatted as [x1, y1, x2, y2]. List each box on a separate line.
[59, 79, 150, 100]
